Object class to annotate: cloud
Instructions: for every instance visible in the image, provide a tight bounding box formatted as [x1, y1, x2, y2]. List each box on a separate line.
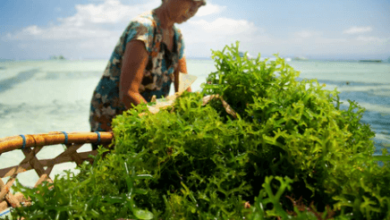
[177, 16, 267, 58]
[22, 25, 44, 36]
[2, 0, 389, 60]
[195, 2, 226, 17]
[343, 26, 373, 34]
[7, 0, 226, 41]
[2, 0, 164, 59]
[59, 0, 157, 26]
[5, 0, 227, 42]
[2, 0, 231, 59]
[189, 18, 257, 36]
[9, 24, 115, 41]
[293, 30, 322, 39]
[6, 0, 160, 41]
[356, 36, 389, 44]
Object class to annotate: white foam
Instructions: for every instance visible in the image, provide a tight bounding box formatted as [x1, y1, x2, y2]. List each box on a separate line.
[375, 133, 390, 142]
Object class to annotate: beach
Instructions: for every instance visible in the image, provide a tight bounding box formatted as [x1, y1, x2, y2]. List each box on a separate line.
[0, 58, 389, 187]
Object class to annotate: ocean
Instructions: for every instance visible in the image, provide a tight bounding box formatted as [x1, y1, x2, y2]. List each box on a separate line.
[0, 59, 389, 187]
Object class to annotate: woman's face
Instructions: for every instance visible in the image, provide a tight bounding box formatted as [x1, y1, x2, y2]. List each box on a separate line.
[167, 0, 204, 24]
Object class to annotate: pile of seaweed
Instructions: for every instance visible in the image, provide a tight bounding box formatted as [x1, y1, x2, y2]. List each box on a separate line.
[11, 42, 390, 219]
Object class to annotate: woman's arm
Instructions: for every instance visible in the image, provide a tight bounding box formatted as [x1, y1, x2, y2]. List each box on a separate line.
[174, 56, 192, 93]
[119, 40, 149, 109]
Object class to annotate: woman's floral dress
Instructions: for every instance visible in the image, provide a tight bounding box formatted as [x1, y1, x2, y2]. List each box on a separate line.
[89, 10, 185, 132]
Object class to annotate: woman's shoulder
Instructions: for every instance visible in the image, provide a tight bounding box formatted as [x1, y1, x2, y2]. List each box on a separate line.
[131, 11, 157, 29]
[173, 26, 184, 43]
[173, 26, 183, 36]
[121, 11, 156, 52]
[173, 26, 185, 58]
[122, 11, 155, 40]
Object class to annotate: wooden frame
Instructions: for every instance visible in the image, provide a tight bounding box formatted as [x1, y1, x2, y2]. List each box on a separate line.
[0, 131, 113, 211]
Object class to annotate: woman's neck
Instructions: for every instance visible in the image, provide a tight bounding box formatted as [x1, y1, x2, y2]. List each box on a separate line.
[154, 5, 174, 29]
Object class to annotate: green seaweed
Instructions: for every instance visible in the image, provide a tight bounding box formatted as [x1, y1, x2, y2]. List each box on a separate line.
[9, 42, 390, 220]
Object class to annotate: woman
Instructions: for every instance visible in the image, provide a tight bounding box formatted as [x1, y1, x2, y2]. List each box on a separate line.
[89, 0, 206, 138]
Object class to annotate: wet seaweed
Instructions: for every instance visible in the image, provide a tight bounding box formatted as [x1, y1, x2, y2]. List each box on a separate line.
[9, 42, 390, 220]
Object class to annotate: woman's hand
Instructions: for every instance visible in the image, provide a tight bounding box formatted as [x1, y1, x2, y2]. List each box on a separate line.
[119, 40, 149, 109]
[174, 56, 192, 92]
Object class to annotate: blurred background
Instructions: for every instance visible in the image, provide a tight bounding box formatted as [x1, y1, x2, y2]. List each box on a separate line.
[0, 0, 389, 186]
[1, 0, 389, 60]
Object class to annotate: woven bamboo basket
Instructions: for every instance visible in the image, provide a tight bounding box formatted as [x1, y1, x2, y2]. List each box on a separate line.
[0, 131, 113, 213]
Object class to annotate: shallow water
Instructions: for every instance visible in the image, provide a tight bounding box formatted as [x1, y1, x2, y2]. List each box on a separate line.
[0, 59, 389, 187]
[292, 61, 390, 154]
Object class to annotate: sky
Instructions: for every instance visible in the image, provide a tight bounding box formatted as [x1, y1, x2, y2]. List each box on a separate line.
[0, 0, 389, 60]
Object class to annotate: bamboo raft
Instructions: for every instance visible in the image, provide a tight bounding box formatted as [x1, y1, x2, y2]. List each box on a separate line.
[0, 131, 113, 213]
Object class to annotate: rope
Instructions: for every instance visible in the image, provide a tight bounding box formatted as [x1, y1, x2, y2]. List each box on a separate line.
[61, 132, 68, 145]
[19, 135, 26, 150]
[95, 132, 101, 144]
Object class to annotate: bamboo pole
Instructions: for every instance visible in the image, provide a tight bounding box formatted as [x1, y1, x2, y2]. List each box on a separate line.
[0, 131, 114, 212]
[0, 131, 113, 154]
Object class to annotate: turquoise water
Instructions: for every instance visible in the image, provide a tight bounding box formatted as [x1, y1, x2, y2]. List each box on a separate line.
[0, 59, 389, 187]
[292, 61, 390, 154]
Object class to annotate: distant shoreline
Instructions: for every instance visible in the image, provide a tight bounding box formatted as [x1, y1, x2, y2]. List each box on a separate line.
[359, 60, 382, 63]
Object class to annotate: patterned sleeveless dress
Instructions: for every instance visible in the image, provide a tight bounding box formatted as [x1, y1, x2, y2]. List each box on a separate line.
[89, 10, 185, 132]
